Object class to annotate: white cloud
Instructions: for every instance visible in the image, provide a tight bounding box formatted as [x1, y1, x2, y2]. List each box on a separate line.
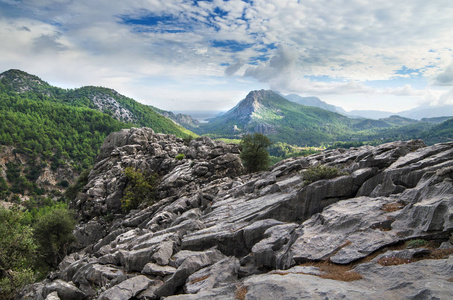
[432, 63, 453, 86]
[1, 0, 453, 112]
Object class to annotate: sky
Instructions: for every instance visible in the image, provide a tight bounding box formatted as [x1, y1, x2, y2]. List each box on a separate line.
[1, 0, 453, 113]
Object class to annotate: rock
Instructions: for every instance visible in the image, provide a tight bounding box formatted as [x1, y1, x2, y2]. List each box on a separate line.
[291, 196, 400, 264]
[74, 127, 244, 219]
[41, 280, 86, 300]
[252, 223, 298, 269]
[45, 291, 60, 300]
[142, 262, 177, 277]
[184, 257, 240, 294]
[372, 248, 431, 264]
[155, 248, 227, 298]
[152, 239, 175, 265]
[73, 220, 106, 249]
[71, 263, 126, 296]
[243, 273, 374, 299]
[98, 275, 154, 300]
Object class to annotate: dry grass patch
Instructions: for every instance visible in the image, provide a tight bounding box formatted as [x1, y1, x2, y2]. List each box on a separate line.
[377, 245, 453, 266]
[377, 256, 411, 266]
[381, 202, 404, 212]
[448, 277, 453, 282]
[297, 261, 363, 282]
[189, 274, 210, 284]
[424, 248, 453, 260]
[235, 284, 248, 300]
[318, 263, 363, 282]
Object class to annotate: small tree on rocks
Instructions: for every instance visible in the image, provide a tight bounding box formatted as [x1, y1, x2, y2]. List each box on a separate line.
[240, 133, 272, 173]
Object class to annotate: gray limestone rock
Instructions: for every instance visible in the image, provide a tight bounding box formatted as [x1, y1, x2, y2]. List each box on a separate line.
[98, 275, 154, 300]
[24, 135, 453, 300]
[142, 262, 177, 277]
[184, 256, 240, 294]
[41, 280, 86, 300]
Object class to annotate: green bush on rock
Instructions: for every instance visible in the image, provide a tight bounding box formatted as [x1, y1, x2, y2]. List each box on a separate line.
[303, 165, 345, 185]
[121, 167, 159, 212]
[240, 133, 272, 173]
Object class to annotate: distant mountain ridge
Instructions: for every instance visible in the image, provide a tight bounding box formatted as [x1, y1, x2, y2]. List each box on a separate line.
[194, 90, 356, 145]
[282, 93, 347, 114]
[194, 89, 453, 147]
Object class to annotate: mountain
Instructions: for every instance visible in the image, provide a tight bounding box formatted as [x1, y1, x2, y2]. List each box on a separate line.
[347, 105, 453, 120]
[283, 93, 347, 114]
[346, 109, 394, 119]
[22, 128, 453, 299]
[0, 70, 194, 136]
[398, 104, 453, 120]
[195, 90, 355, 146]
[378, 115, 419, 126]
[0, 69, 194, 203]
[151, 106, 201, 129]
[421, 116, 453, 124]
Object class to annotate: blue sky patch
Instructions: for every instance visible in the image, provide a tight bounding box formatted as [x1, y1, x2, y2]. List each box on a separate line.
[394, 66, 424, 78]
[211, 40, 253, 52]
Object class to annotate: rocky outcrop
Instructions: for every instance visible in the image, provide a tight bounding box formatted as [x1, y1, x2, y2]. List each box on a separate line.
[73, 127, 244, 222]
[21, 133, 453, 299]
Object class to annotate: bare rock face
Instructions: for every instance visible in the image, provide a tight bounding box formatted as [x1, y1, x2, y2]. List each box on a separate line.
[73, 127, 244, 222]
[22, 134, 453, 300]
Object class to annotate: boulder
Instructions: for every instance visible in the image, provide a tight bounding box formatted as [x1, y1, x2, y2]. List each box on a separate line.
[184, 257, 240, 294]
[98, 275, 155, 300]
[41, 280, 86, 300]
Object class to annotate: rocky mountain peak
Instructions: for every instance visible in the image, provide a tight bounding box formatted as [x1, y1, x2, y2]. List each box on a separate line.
[0, 69, 51, 93]
[21, 134, 453, 299]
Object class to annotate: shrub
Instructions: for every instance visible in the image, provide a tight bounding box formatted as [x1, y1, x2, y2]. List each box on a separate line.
[33, 208, 77, 270]
[58, 180, 69, 188]
[406, 239, 428, 249]
[175, 153, 185, 160]
[0, 207, 37, 299]
[303, 165, 344, 185]
[63, 168, 90, 202]
[240, 133, 272, 173]
[121, 167, 159, 212]
[183, 135, 193, 146]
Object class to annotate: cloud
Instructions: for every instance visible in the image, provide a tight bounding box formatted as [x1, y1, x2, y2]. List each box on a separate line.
[432, 64, 453, 86]
[225, 59, 244, 76]
[1, 0, 453, 112]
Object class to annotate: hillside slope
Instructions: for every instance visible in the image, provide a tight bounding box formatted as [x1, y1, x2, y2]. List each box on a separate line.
[0, 69, 194, 202]
[0, 69, 193, 137]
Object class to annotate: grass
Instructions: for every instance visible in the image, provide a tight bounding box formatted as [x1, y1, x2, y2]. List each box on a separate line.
[405, 239, 428, 248]
[235, 284, 248, 300]
[319, 263, 363, 281]
[291, 260, 363, 282]
[189, 274, 210, 284]
[381, 202, 404, 212]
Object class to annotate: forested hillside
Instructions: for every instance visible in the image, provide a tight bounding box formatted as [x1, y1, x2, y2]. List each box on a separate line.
[0, 69, 194, 204]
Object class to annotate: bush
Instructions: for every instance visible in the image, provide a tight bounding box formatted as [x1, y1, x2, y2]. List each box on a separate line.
[240, 133, 272, 173]
[303, 165, 344, 185]
[0, 207, 37, 299]
[406, 239, 428, 249]
[63, 168, 90, 202]
[121, 167, 159, 212]
[33, 208, 77, 270]
[175, 153, 185, 160]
